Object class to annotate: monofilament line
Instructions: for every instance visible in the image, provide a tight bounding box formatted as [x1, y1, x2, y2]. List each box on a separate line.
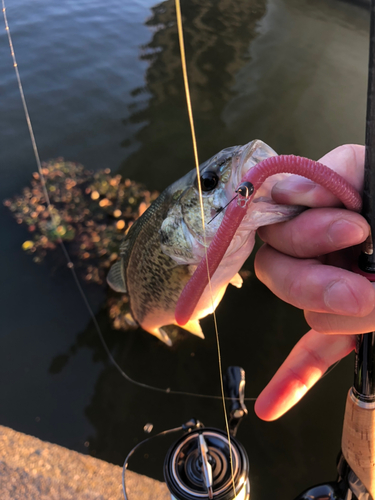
[1, 0, 128, 386]
[122, 425, 183, 500]
[2, 0, 258, 402]
[175, 0, 236, 496]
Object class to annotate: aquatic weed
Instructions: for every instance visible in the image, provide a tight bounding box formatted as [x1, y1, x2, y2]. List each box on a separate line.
[4, 159, 159, 331]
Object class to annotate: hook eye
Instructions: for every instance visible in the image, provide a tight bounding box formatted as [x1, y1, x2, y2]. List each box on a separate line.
[236, 181, 254, 198]
[236, 181, 254, 207]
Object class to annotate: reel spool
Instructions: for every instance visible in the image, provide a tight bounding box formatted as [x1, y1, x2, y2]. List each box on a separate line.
[164, 427, 250, 500]
[163, 366, 250, 500]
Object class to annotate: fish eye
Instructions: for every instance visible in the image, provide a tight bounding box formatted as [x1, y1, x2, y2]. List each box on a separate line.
[199, 171, 219, 192]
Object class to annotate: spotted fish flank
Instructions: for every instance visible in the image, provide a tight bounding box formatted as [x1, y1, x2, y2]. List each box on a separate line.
[108, 140, 303, 345]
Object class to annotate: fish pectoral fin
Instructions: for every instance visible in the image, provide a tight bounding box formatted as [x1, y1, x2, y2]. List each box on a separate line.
[148, 327, 173, 346]
[188, 265, 197, 275]
[180, 320, 205, 339]
[229, 273, 243, 289]
[107, 261, 127, 293]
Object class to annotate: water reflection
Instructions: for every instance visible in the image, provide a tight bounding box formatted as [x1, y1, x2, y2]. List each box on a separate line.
[121, 0, 268, 190]
[223, 0, 369, 158]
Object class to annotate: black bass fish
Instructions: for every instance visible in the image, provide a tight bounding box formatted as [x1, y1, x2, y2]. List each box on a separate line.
[107, 139, 302, 345]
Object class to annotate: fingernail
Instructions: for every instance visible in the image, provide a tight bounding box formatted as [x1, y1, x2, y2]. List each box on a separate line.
[328, 219, 366, 248]
[324, 280, 359, 314]
[273, 178, 316, 195]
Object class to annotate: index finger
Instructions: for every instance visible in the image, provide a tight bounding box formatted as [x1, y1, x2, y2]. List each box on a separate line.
[271, 144, 365, 208]
[254, 329, 355, 421]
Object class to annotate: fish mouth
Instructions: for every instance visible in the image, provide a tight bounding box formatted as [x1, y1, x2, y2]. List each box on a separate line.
[223, 139, 298, 233]
[209, 140, 278, 228]
[231, 139, 278, 190]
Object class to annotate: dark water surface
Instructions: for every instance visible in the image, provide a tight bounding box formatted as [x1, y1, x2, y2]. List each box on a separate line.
[0, 0, 370, 498]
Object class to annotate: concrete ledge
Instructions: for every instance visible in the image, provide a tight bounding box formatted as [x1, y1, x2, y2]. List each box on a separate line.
[0, 425, 170, 500]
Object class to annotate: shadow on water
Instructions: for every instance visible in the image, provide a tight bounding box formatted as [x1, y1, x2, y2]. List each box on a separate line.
[1, 0, 372, 498]
[120, 0, 268, 191]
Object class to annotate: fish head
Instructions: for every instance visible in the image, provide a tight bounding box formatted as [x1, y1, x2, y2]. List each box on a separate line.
[160, 139, 302, 265]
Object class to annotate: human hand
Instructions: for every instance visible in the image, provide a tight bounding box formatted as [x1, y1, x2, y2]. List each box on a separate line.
[253, 144, 375, 421]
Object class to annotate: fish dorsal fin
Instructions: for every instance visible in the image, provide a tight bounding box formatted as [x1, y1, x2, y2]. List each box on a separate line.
[107, 261, 127, 293]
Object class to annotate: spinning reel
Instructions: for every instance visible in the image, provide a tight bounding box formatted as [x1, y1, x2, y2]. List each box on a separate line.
[123, 366, 250, 500]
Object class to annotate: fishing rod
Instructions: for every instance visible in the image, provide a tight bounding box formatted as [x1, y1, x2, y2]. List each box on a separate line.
[340, 0, 375, 496]
[294, 2, 375, 499]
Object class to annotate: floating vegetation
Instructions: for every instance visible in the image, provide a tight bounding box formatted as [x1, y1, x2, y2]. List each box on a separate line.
[4, 159, 158, 331]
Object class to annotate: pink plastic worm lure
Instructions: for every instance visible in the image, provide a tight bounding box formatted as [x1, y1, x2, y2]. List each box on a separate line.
[175, 155, 362, 326]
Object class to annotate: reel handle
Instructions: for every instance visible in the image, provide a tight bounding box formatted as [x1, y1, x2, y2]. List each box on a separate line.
[224, 366, 248, 437]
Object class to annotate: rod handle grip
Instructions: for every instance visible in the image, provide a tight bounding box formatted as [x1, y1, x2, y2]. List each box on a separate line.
[342, 389, 375, 499]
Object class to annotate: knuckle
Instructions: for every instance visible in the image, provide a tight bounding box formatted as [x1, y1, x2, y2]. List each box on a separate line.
[284, 274, 303, 308]
[253, 245, 268, 281]
[300, 343, 326, 373]
[286, 365, 309, 389]
[288, 224, 304, 257]
[284, 262, 319, 309]
[304, 310, 338, 335]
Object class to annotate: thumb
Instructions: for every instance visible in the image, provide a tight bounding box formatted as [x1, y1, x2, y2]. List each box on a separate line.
[271, 144, 364, 208]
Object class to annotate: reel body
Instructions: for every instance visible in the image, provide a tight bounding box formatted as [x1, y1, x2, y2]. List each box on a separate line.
[164, 427, 250, 500]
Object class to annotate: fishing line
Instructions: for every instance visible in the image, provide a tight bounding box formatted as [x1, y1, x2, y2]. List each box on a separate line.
[321, 360, 341, 379]
[174, 0, 236, 495]
[122, 425, 184, 500]
[207, 183, 254, 224]
[1, 0, 260, 403]
[207, 194, 239, 225]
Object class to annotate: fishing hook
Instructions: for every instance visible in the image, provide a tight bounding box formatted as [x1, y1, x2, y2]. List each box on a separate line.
[236, 181, 254, 208]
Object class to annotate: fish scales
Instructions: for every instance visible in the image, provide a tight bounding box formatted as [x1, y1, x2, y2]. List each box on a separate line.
[126, 191, 191, 324]
[108, 140, 303, 345]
